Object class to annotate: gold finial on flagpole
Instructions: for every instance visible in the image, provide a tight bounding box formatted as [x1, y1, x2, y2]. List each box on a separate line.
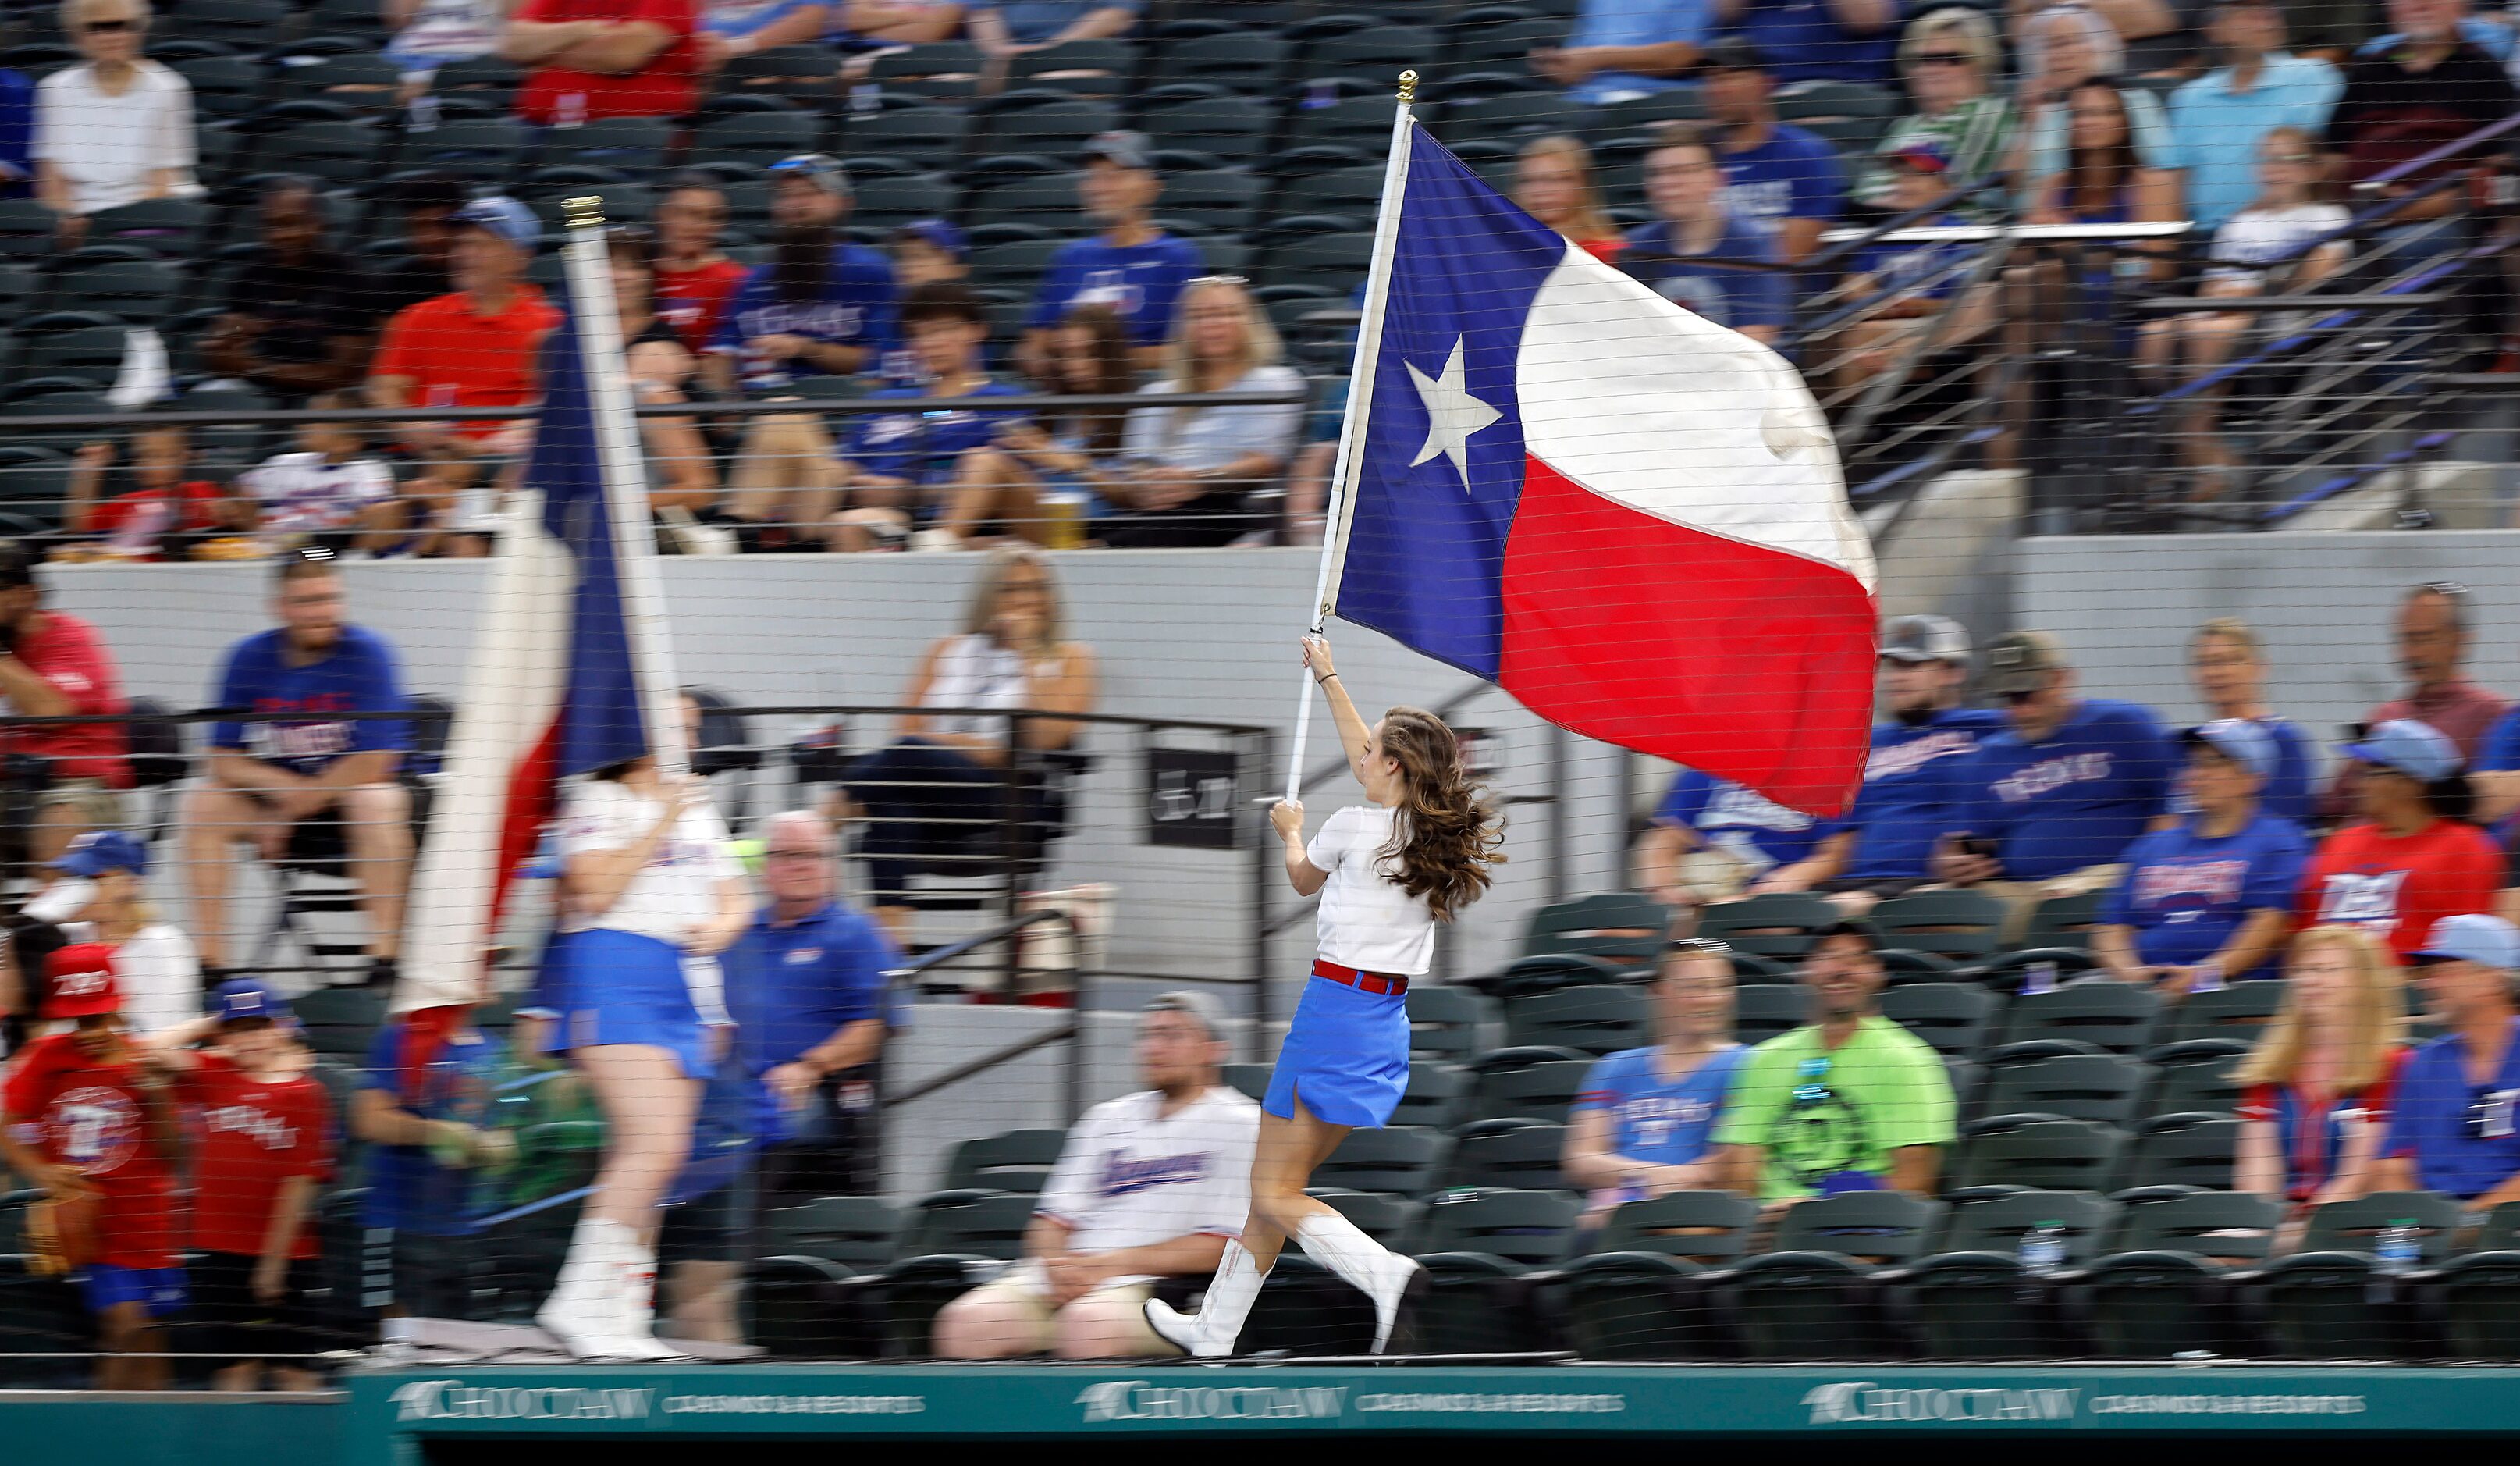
[562, 194, 606, 231]
[1397, 69, 1418, 103]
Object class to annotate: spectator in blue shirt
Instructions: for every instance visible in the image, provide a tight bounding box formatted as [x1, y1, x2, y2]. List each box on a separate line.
[829, 280, 1033, 552]
[726, 810, 906, 1202]
[2187, 616, 2314, 824]
[182, 552, 411, 983]
[2164, 0, 2343, 231]
[1534, 0, 1712, 105]
[1626, 122, 1793, 345]
[1018, 130, 1203, 377]
[2095, 719, 2309, 995]
[1701, 37, 1847, 264]
[350, 1009, 506, 1319]
[703, 154, 900, 553]
[0, 64, 30, 198]
[1639, 769, 1837, 907]
[1822, 614, 2003, 901]
[1718, 0, 1904, 84]
[972, 0, 1138, 53]
[1562, 939, 1748, 1226]
[2376, 914, 2520, 1209]
[1827, 136, 1988, 395]
[1935, 630, 2177, 929]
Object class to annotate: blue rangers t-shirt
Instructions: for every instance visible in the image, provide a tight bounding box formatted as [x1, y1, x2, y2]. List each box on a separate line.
[1719, 124, 1846, 243]
[709, 244, 901, 390]
[1623, 214, 1792, 334]
[1961, 699, 2177, 881]
[356, 1023, 503, 1236]
[1574, 1044, 1747, 1208]
[842, 379, 1030, 488]
[1656, 769, 1835, 874]
[1843, 707, 2005, 881]
[2099, 810, 2309, 974]
[1025, 231, 1205, 348]
[209, 624, 411, 776]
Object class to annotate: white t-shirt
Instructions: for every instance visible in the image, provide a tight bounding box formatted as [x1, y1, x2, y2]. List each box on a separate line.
[32, 62, 201, 215]
[1307, 804, 1438, 976]
[243, 451, 396, 535]
[114, 923, 200, 1037]
[2206, 202, 2351, 286]
[556, 778, 741, 948]
[1036, 1086, 1259, 1267]
[386, 0, 504, 65]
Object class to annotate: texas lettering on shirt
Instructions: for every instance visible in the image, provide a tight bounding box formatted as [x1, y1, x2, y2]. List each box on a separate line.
[1867, 727, 1980, 781]
[2316, 870, 2413, 932]
[2132, 858, 2251, 921]
[1094, 1148, 1212, 1199]
[1992, 751, 2114, 803]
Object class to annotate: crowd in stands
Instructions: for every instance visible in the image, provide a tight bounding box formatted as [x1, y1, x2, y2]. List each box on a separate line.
[0, 0, 2514, 548]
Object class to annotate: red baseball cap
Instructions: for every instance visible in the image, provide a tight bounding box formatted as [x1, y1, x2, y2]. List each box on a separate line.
[41, 944, 122, 1021]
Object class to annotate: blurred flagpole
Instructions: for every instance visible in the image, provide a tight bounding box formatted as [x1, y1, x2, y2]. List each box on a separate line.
[1284, 69, 1420, 804]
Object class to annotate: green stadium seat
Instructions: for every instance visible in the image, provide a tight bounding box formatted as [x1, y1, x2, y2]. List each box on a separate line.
[1707, 1192, 1945, 1358]
[2111, 1112, 2239, 1194]
[1286, 93, 1423, 151]
[2229, 1191, 2460, 1357]
[1995, 979, 2163, 1053]
[1406, 983, 1495, 1061]
[1151, 171, 1263, 235]
[1950, 1116, 2126, 1194]
[1438, 1117, 1566, 1190]
[1464, 1047, 1592, 1126]
[255, 119, 386, 190]
[433, 55, 523, 107]
[941, 1128, 1066, 1194]
[1153, 33, 1288, 95]
[277, 51, 405, 113]
[86, 197, 208, 257]
[2023, 890, 2104, 951]
[848, 173, 957, 231]
[869, 42, 987, 101]
[748, 1254, 862, 1358]
[1008, 37, 1136, 98]
[162, 0, 288, 47]
[1871, 889, 2007, 962]
[1552, 1250, 1710, 1360]
[1409, 1187, 1583, 1351]
[403, 116, 531, 184]
[833, 106, 968, 172]
[1875, 947, 1962, 982]
[762, 1196, 901, 1271]
[1521, 891, 1668, 969]
[1221, 1061, 1270, 1102]
[539, 115, 677, 175]
[1971, 1051, 2145, 1126]
[1591, 1190, 1761, 1262]
[1880, 1189, 2113, 1357]
[895, 1189, 1034, 1261]
[1445, 11, 1565, 73]
[1315, 1124, 1447, 1194]
[2099, 1187, 2279, 1259]
[1733, 981, 1807, 1047]
[1971, 945, 2106, 993]
[974, 94, 1121, 160]
[1698, 891, 1836, 959]
[2408, 1247, 2520, 1357]
[1242, 1252, 1377, 1355]
[1302, 23, 1437, 84]
[172, 54, 262, 120]
[1881, 980, 1998, 1057]
[2166, 980, 2288, 1045]
[2138, 1038, 2248, 1118]
[290, 984, 388, 1059]
[1502, 983, 1648, 1055]
[1306, 1187, 1422, 1247]
[1390, 1060, 1473, 1130]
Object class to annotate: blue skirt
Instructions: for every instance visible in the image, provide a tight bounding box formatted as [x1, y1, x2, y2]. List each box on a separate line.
[535, 927, 708, 1080]
[1264, 973, 1409, 1129]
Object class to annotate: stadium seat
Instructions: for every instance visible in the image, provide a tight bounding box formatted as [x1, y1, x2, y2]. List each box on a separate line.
[1439, 1117, 1567, 1190]
[868, 42, 986, 101]
[1151, 172, 1264, 236]
[1732, 982, 1807, 1047]
[967, 236, 1068, 291]
[1519, 891, 1667, 970]
[1995, 980, 2163, 1053]
[1444, 10, 1564, 73]
[1474, 950, 1630, 998]
[1285, 93, 1423, 151]
[973, 94, 1120, 161]
[1406, 983, 1494, 1061]
[1875, 947, 1961, 982]
[2111, 1112, 2239, 1194]
[1971, 945, 2106, 993]
[1697, 892, 1836, 959]
[1153, 32, 1289, 94]
[2099, 1187, 2279, 1260]
[292, 984, 387, 1060]
[1551, 1249, 1711, 1360]
[12, 327, 130, 390]
[2138, 1038, 2248, 1118]
[1390, 1061, 1473, 1130]
[1702, 1192, 1942, 1358]
[835, 106, 969, 172]
[1588, 1190, 1761, 1263]
[432, 55, 522, 108]
[403, 116, 531, 184]
[1879, 1189, 2113, 1357]
[0, 1253, 91, 1386]
[1729, 951, 1793, 984]
[56, 258, 181, 326]
[2022, 891, 2103, 951]
[85, 197, 208, 258]
[173, 54, 262, 120]
[1221, 1061, 1270, 1102]
[1315, 1124, 1447, 1195]
[1409, 1187, 1582, 1352]
[1950, 1116, 2126, 1194]
[1970, 1050, 2145, 1126]
[2408, 1237, 2520, 1357]
[0, 198, 56, 258]
[1502, 984, 1647, 1055]
[690, 111, 819, 175]
[1307, 1187, 1422, 1247]
[2165, 980, 2288, 1045]
[1464, 1046, 1591, 1126]
[967, 173, 1084, 233]
[896, 1189, 1034, 1261]
[1870, 890, 2007, 963]
[1242, 1252, 1377, 1355]
[1302, 23, 1437, 84]
[305, 0, 393, 43]
[162, 0, 288, 46]
[848, 173, 958, 232]
[254, 119, 386, 190]
[2233, 1193, 2461, 1358]
[538, 116, 676, 176]
[1008, 37, 1136, 97]
[276, 51, 405, 113]
[748, 1255, 863, 1358]
[1773, 79, 1896, 153]
[762, 1196, 902, 1271]
[1881, 981, 1997, 1057]
[941, 1128, 1067, 1194]
[1268, 161, 1386, 230]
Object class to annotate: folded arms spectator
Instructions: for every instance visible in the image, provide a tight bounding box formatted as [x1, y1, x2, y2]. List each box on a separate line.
[1564, 940, 1747, 1225]
[2234, 925, 2406, 1227]
[0, 543, 131, 872]
[32, 0, 200, 231]
[1102, 276, 1303, 549]
[182, 553, 414, 983]
[1018, 131, 1203, 379]
[499, 0, 702, 124]
[2298, 718, 2500, 963]
[1533, 0, 1711, 105]
[1627, 123, 1790, 347]
[2373, 914, 2520, 1212]
[933, 991, 1257, 1359]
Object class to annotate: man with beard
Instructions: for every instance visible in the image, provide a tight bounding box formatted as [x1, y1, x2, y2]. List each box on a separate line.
[1811, 614, 2005, 907]
[704, 154, 899, 552]
[1016, 131, 1202, 378]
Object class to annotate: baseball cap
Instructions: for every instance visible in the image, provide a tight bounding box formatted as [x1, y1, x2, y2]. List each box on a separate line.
[2412, 913, 2520, 970]
[894, 217, 967, 262]
[51, 828, 147, 879]
[1984, 629, 2067, 697]
[41, 944, 121, 1021]
[1812, 916, 1884, 951]
[1144, 989, 1225, 1038]
[2344, 718, 2460, 782]
[768, 153, 851, 195]
[2181, 718, 2277, 781]
[213, 977, 292, 1026]
[452, 195, 538, 251]
[1080, 130, 1154, 170]
[1884, 133, 1953, 174]
[1881, 614, 1969, 666]
[1701, 36, 1768, 72]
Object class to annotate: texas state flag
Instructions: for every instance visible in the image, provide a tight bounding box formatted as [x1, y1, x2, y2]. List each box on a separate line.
[1330, 125, 1878, 815]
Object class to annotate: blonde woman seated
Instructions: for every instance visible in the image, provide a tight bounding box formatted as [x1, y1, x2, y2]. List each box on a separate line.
[2233, 923, 2407, 1248]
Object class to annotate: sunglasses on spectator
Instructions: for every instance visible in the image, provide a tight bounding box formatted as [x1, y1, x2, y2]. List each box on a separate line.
[1913, 51, 1971, 65]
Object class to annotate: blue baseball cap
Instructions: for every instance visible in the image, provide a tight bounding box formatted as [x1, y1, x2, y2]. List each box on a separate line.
[213, 977, 291, 1026]
[52, 828, 146, 878]
[1883, 133, 1953, 174]
[894, 217, 966, 262]
[2412, 914, 2520, 970]
[453, 194, 538, 251]
[767, 153, 851, 195]
[2344, 718, 2460, 782]
[2181, 718, 2277, 781]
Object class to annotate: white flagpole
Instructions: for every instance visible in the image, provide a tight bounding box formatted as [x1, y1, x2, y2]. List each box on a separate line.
[1283, 69, 1419, 803]
[560, 194, 690, 777]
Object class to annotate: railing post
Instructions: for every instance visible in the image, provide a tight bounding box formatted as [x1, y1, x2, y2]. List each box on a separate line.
[1249, 726, 1274, 1065]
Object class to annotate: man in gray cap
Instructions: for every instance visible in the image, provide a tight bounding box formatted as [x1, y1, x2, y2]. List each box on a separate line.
[1813, 614, 2006, 907]
[933, 990, 1257, 1358]
[1016, 130, 1203, 377]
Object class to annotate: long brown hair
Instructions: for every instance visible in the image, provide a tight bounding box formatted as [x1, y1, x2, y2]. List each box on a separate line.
[1051, 302, 1134, 455]
[2233, 925, 2406, 1093]
[2062, 80, 2139, 220]
[1374, 706, 1505, 923]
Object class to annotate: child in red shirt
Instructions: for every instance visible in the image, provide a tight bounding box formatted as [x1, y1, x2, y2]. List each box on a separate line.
[62, 424, 243, 561]
[0, 945, 183, 1389]
[2298, 721, 2502, 960]
[159, 979, 335, 1392]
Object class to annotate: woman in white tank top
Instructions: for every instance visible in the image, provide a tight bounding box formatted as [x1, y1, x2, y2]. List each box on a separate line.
[839, 546, 1097, 938]
[1148, 634, 1503, 1359]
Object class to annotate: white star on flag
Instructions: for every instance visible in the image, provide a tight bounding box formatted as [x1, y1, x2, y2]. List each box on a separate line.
[1406, 336, 1502, 489]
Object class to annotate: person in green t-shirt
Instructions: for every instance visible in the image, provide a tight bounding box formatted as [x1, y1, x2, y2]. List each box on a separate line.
[1715, 916, 1956, 1204]
[490, 1007, 606, 1209]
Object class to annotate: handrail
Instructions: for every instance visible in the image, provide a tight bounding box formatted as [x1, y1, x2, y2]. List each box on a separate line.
[883, 906, 1065, 988]
[2355, 108, 2520, 191]
[1817, 220, 2192, 245]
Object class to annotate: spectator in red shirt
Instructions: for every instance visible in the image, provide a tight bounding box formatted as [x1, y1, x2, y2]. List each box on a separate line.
[499, 0, 700, 126]
[62, 422, 241, 560]
[368, 197, 561, 558]
[653, 172, 748, 355]
[0, 543, 132, 874]
[2323, 581, 2508, 820]
[2298, 720, 2501, 961]
[153, 979, 332, 1393]
[0, 945, 183, 1389]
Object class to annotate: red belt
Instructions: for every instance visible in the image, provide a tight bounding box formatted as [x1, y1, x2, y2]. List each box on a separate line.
[1312, 958, 1409, 995]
